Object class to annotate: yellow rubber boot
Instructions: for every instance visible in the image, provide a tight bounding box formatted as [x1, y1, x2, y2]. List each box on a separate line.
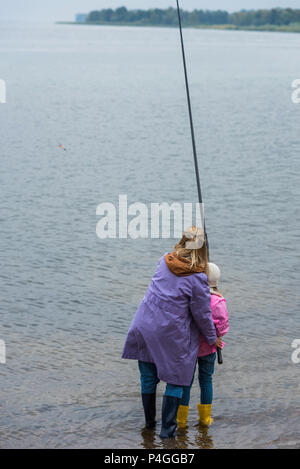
[177, 405, 189, 428]
[197, 403, 213, 426]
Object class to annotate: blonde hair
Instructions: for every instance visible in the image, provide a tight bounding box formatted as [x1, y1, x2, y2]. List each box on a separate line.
[174, 226, 208, 274]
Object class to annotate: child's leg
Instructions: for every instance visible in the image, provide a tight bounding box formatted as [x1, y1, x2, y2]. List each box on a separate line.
[176, 383, 193, 429]
[138, 361, 160, 429]
[197, 353, 216, 426]
[181, 370, 195, 407]
[198, 353, 216, 404]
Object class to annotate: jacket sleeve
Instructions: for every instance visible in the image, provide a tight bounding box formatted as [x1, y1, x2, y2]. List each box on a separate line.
[190, 274, 217, 346]
[213, 298, 229, 337]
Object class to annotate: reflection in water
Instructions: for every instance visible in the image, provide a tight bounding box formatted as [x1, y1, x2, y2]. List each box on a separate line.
[194, 424, 214, 449]
[176, 427, 192, 449]
[140, 424, 214, 449]
[140, 427, 160, 449]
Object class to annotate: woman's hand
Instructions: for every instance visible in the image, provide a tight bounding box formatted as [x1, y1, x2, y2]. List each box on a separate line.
[215, 337, 223, 348]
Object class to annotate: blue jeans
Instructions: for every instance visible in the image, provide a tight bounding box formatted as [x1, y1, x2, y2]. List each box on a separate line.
[138, 361, 193, 404]
[181, 352, 216, 405]
[198, 353, 216, 404]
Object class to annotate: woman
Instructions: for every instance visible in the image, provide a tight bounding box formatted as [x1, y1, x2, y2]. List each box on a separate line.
[122, 226, 222, 438]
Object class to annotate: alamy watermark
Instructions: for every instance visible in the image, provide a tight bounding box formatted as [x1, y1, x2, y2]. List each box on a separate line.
[0, 79, 6, 104]
[0, 340, 6, 364]
[291, 79, 300, 104]
[96, 195, 205, 241]
[291, 339, 300, 364]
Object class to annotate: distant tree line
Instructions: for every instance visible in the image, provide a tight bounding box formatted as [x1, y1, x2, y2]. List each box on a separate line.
[86, 7, 300, 27]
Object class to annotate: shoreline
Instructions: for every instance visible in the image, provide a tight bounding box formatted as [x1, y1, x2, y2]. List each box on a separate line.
[56, 21, 300, 34]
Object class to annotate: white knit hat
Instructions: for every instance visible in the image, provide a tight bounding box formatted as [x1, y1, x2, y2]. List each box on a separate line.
[207, 262, 221, 288]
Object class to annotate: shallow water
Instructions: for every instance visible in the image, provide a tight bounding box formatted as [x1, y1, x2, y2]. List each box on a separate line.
[0, 22, 300, 449]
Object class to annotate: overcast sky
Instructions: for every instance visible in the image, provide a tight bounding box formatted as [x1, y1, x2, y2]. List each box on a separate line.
[1, 0, 299, 22]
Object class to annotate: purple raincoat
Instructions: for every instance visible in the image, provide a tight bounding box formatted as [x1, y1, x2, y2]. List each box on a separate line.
[122, 254, 217, 386]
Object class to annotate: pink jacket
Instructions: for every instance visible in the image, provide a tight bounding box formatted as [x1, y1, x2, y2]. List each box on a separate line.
[198, 294, 229, 357]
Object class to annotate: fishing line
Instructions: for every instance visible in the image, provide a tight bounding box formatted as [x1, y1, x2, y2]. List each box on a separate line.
[176, 0, 223, 364]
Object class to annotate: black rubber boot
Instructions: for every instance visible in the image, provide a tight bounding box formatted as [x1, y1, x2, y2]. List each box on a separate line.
[141, 393, 156, 429]
[159, 395, 181, 438]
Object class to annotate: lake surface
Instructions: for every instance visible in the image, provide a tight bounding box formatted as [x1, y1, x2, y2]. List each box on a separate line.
[0, 21, 300, 449]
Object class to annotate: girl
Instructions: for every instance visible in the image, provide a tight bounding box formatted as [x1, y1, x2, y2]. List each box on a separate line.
[122, 227, 222, 438]
[177, 262, 229, 428]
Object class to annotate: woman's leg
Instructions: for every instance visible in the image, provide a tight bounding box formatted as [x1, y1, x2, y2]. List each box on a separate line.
[138, 361, 160, 394]
[160, 384, 183, 438]
[138, 361, 160, 429]
[165, 384, 183, 400]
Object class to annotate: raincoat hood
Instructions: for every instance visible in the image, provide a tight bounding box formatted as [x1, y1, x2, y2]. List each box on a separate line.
[165, 252, 205, 277]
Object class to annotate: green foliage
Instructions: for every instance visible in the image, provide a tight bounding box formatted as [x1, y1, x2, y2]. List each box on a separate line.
[85, 7, 229, 26]
[86, 7, 300, 28]
[230, 8, 300, 26]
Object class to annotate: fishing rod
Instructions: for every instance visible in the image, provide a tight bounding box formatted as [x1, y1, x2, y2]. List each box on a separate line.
[175, 0, 223, 365]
